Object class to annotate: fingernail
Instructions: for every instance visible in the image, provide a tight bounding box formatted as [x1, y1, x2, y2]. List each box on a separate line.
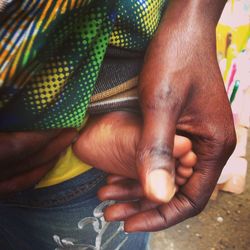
[147, 169, 176, 203]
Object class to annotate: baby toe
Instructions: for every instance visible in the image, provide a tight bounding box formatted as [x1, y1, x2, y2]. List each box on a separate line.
[179, 151, 197, 167]
[173, 135, 192, 158]
[175, 176, 187, 186]
[177, 165, 193, 178]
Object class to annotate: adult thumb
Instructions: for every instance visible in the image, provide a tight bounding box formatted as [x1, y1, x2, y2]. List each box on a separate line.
[137, 83, 184, 203]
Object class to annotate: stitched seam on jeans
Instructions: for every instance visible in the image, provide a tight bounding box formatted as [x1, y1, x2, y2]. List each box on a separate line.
[3, 173, 106, 208]
[28, 175, 103, 208]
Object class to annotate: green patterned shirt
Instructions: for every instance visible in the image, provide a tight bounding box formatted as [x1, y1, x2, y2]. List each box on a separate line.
[0, 0, 167, 130]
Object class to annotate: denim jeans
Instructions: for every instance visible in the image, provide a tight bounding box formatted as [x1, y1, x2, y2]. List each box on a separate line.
[0, 169, 149, 250]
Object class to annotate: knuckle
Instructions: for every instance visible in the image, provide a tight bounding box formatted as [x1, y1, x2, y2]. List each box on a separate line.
[118, 205, 131, 219]
[192, 204, 204, 216]
[187, 200, 205, 217]
[212, 125, 237, 157]
[156, 206, 168, 227]
[182, 193, 207, 217]
[204, 114, 236, 154]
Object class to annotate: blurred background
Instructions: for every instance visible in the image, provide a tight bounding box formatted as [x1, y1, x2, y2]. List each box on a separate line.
[151, 0, 250, 249]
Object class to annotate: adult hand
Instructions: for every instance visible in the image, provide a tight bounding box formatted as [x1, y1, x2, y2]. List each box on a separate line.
[98, 0, 236, 232]
[0, 129, 77, 197]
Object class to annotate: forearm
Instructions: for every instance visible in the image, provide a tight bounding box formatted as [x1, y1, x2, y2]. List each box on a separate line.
[161, 0, 227, 29]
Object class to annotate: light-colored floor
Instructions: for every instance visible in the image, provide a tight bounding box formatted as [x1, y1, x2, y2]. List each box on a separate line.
[150, 134, 250, 250]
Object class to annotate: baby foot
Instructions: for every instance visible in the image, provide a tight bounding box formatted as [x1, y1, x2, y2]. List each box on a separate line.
[73, 111, 197, 199]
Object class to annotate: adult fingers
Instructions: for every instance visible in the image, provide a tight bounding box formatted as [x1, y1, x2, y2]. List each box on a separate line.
[0, 129, 78, 180]
[123, 182, 207, 233]
[118, 152, 226, 232]
[100, 138, 225, 231]
[101, 130, 236, 232]
[117, 174, 207, 232]
[0, 130, 62, 166]
[0, 158, 58, 198]
[104, 199, 159, 222]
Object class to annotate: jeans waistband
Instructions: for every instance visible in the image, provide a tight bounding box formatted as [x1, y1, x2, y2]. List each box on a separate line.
[1, 168, 107, 208]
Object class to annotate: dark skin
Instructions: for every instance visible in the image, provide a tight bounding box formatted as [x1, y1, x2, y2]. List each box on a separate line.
[98, 0, 236, 232]
[0, 0, 235, 232]
[0, 129, 77, 197]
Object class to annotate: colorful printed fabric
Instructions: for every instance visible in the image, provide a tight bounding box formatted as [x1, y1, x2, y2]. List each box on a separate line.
[0, 0, 167, 130]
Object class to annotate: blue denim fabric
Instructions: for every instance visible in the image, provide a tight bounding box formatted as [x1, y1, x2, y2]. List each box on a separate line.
[0, 169, 149, 250]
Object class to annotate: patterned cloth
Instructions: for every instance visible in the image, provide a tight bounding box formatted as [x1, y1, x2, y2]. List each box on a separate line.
[0, 0, 167, 130]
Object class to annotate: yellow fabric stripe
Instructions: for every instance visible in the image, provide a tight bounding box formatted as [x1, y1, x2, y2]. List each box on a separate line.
[36, 115, 90, 188]
[90, 77, 138, 102]
[36, 146, 92, 188]
[42, 1, 64, 32]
